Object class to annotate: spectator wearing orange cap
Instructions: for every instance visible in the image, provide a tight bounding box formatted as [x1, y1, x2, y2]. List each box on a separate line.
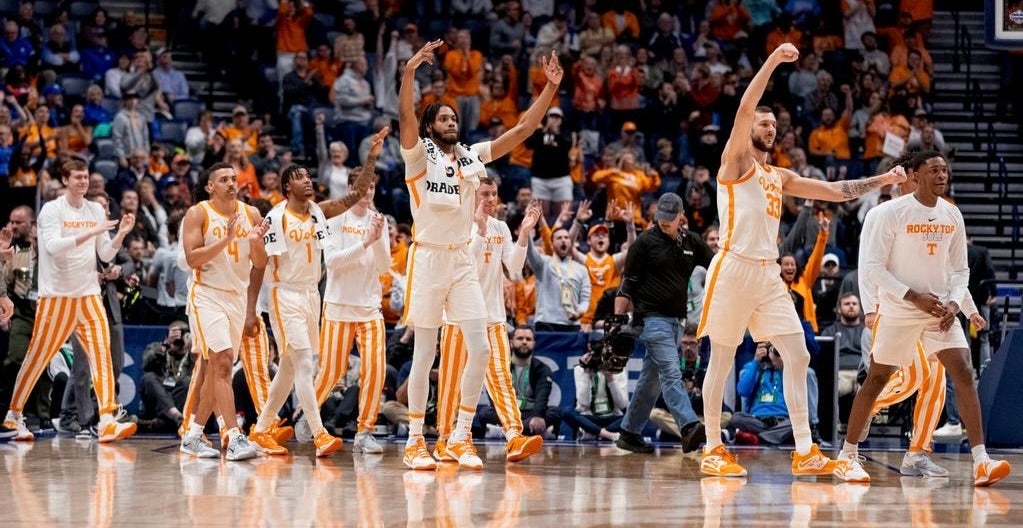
[567, 200, 636, 331]
[607, 121, 646, 164]
[218, 105, 260, 155]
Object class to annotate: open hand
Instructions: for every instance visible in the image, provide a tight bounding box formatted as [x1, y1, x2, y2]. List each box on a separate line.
[406, 40, 444, 72]
[369, 125, 391, 156]
[542, 50, 564, 86]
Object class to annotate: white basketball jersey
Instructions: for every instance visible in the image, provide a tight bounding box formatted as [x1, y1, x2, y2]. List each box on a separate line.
[268, 207, 321, 290]
[716, 160, 784, 261]
[194, 200, 253, 293]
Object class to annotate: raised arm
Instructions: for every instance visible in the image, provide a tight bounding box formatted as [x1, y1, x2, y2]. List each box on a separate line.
[720, 44, 800, 181]
[399, 41, 443, 149]
[568, 199, 592, 263]
[182, 205, 234, 269]
[779, 164, 906, 203]
[318, 126, 389, 218]
[490, 50, 564, 161]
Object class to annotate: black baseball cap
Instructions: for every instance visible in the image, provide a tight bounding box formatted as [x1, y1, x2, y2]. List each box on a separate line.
[655, 192, 685, 222]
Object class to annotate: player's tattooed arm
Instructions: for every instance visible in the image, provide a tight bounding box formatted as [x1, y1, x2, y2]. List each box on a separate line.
[319, 127, 389, 219]
[839, 178, 885, 199]
[781, 165, 907, 202]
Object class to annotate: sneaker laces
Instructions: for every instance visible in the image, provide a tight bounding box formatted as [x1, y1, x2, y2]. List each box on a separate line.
[842, 453, 867, 468]
[719, 449, 738, 464]
[411, 438, 431, 458]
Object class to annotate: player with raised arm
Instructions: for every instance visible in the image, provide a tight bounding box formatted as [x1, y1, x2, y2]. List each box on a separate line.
[397, 40, 562, 470]
[696, 43, 906, 478]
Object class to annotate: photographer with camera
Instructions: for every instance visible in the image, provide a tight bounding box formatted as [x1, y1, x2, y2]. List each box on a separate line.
[731, 341, 802, 445]
[562, 336, 629, 442]
[608, 193, 714, 454]
[138, 320, 193, 433]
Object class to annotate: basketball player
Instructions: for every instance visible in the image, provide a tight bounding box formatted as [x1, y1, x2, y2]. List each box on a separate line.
[179, 162, 269, 460]
[434, 180, 543, 462]
[696, 43, 907, 478]
[246, 159, 368, 458]
[860, 153, 984, 478]
[313, 129, 392, 455]
[2, 158, 137, 442]
[397, 40, 562, 470]
[837, 151, 1011, 486]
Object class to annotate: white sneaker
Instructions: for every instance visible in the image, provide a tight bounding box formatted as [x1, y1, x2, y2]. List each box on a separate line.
[3, 412, 34, 441]
[933, 423, 963, 437]
[295, 417, 313, 443]
[900, 452, 949, 477]
[225, 434, 261, 461]
[352, 431, 384, 454]
[833, 451, 871, 483]
[181, 434, 220, 458]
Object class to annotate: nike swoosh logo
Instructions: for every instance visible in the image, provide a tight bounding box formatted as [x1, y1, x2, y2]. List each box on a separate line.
[928, 218, 937, 222]
[797, 457, 827, 470]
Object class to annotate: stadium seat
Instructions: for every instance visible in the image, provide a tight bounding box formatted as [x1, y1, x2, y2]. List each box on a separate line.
[0, 0, 17, 16]
[69, 1, 98, 20]
[57, 74, 92, 99]
[33, 0, 56, 18]
[93, 138, 115, 160]
[172, 99, 204, 126]
[157, 119, 188, 147]
[93, 159, 118, 181]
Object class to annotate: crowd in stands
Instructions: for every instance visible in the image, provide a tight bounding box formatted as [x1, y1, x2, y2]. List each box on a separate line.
[3, 0, 1002, 442]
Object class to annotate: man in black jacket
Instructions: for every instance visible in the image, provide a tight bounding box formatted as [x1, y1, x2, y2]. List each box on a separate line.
[967, 238, 996, 368]
[477, 325, 559, 438]
[610, 193, 714, 453]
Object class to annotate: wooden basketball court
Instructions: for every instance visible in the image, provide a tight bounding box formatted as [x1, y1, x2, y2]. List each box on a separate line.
[2, 436, 1020, 526]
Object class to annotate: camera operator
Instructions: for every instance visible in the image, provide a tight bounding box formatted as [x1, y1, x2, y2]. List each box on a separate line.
[138, 320, 193, 432]
[731, 341, 797, 445]
[562, 336, 629, 441]
[610, 193, 714, 454]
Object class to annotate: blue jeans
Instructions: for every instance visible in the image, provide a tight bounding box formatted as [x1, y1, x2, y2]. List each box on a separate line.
[621, 315, 700, 435]
[288, 105, 310, 157]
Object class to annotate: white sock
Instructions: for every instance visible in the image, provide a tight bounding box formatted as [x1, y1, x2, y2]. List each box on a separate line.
[505, 428, 521, 442]
[225, 427, 241, 440]
[6, 410, 20, 421]
[187, 423, 204, 438]
[409, 417, 424, 439]
[972, 444, 990, 463]
[842, 441, 858, 456]
[449, 411, 474, 442]
[702, 341, 738, 452]
[771, 333, 813, 454]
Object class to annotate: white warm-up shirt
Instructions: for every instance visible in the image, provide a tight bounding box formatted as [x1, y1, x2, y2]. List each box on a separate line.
[858, 194, 969, 320]
[323, 208, 391, 321]
[469, 216, 527, 323]
[37, 195, 119, 298]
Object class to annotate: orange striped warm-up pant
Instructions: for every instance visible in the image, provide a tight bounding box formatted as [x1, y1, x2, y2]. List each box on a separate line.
[436, 322, 522, 438]
[871, 342, 945, 453]
[314, 318, 387, 433]
[10, 296, 119, 417]
[180, 317, 272, 425]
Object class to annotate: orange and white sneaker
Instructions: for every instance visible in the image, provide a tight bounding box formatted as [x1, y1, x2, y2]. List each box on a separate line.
[833, 452, 871, 483]
[313, 430, 342, 457]
[974, 459, 1012, 487]
[505, 434, 543, 462]
[250, 430, 289, 455]
[3, 413, 34, 442]
[269, 418, 294, 445]
[97, 420, 137, 443]
[700, 445, 748, 477]
[445, 437, 483, 470]
[404, 436, 438, 470]
[791, 443, 837, 476]
[432, 437, 455, 462]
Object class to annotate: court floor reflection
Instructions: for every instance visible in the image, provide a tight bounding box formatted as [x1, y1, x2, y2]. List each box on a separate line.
[1, 438, 1020, 526]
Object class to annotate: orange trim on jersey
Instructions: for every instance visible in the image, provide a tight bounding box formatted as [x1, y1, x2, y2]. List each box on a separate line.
[270, 287, 288, 354]
[696, 254, 725, 338]
[408, 179, 422, 208]
[722, 185, 736, 252]
[400, 244, 417, 325]
[406, 169, 426, 183]
[719, 163, 757, 186]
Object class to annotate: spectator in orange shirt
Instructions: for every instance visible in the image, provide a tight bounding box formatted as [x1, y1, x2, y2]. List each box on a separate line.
[709, 0, 751, 42]
[863, 101, 910, 172]
[608, 45, 641, 131]
[275, 0, 313, 81]
[225, 138, 261, 198]
[218, 105, 260, 155]
[572, 56, 606, 131]
[418, 78, 458, 118]
[442, 29, 484, 137]
[889, 31, 932, 74]
[19, 104, 57, 160]
[479, 80, 518, 130]
[765, 15, 803, 57]
[601, 7, 640, 40]
[590, 151, 660, 226]
[258, 170, 285, 205]
[808, 105, 853, 162]
[309, 43, 342, 91]
[900, 0, 934, 41]
[889, 49, 931, 94]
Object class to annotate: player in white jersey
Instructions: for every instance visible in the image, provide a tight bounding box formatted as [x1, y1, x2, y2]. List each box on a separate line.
[836, 151, 1012, 486]
[243, 163, 344, 457]
[434, 178, 544, 463]
[179, 162, 269, 460]
[397, 40, 562, 470]
[3, 158, 137, 442]
[314, 131, 391, 455]
[695, 43, 906, 478]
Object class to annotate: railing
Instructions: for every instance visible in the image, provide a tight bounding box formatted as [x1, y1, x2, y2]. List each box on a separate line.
[962, 25, 974, 112]
[973, 80, 984, 150]
[1012, 205, 1020, 280]
[997, 156, 1009, 231]
[952, 9, 962, 72]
